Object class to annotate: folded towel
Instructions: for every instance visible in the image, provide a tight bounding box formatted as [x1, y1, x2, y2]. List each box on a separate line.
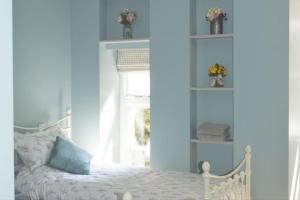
[198, 122, 230, 136]
[196, 134, 230, 142]
[198, 130, 228, 136]
[197, 131, 230, 137]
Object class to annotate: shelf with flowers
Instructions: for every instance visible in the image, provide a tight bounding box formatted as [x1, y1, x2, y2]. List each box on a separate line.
[208, 63, 228, 87]
[190, 63, 232, 91]
[190, 6, 233, 38]
[206, 8, 227, 35]
[190, 0, 233, 35]
[117, 9, 136, 40]
[101, 8, 150, 49]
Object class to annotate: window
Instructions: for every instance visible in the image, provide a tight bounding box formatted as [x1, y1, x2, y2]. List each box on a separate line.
[120, 71, 150, 167]
[126, 72, 150, 97]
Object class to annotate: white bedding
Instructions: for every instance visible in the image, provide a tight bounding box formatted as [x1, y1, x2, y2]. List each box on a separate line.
[16, 164, 206, 200]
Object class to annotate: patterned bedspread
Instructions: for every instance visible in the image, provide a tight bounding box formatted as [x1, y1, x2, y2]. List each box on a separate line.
[16, 164, 205, 200]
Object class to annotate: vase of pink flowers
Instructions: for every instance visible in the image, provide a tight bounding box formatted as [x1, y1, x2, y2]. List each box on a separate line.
[118, 9, 136, 39]
[206, 8, 227, 34]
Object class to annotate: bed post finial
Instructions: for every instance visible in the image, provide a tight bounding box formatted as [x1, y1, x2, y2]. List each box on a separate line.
[245, 145, 252, 200]
[202, 161, 211, 200]
[123, 192, 132, 200]
[66, 107, 71, 116]
[65, 107, 72, 138]
[245, 145, 252, 154]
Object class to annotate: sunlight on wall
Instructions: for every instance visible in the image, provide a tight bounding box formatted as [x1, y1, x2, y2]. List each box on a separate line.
[291, 143, 300, 200]
[99, 94, 117, 163]
[296, 177, 300, 200]
[99, 44, 120, 164]
[289, 0, 300, 198]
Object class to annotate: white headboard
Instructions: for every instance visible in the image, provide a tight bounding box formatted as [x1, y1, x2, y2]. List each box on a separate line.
[14, 108, 72, 137]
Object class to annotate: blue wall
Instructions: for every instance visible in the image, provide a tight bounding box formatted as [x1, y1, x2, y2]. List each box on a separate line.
[13, 0, 102, 160]
[0, 0, 14, 198]
[70, 0, 101, 156]
[150, 0, 190, 172]
[99, 0, 107, 41]
[234, 0, 289, 199]
[13, 0, 71, 126]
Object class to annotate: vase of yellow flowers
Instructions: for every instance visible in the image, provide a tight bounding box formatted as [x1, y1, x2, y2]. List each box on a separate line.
[118, 9, 136, 39]
[208, 63, 228, 87]
[206, 8, 227, 34]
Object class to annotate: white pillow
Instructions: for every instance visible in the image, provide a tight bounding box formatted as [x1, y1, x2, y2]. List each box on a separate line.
[14, 127, 64, 171]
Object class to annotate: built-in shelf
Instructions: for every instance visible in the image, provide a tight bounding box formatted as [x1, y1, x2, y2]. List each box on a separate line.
[100, 38, 150, 50]
[190, 138, 234, 145]
[190, 87, 234, 92]
[190, 34, 233, 40]
[101, 38, 149, 45]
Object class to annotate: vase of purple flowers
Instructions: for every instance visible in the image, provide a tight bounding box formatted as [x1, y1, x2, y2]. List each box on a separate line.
[118, 9, 136, 39]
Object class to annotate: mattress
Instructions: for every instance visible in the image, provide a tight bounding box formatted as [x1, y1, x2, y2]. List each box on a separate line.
[16, 164, 205, 200]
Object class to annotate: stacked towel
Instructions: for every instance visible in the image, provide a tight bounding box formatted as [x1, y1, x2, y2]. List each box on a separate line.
[197, 122, 230, 141]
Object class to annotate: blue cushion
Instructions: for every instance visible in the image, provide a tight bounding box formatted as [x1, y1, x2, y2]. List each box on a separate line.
[47, 136, 92, 175]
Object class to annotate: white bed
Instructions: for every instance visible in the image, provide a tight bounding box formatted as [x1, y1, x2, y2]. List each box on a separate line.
[16, 163, 208, 200]
[14, 108, 252, 200]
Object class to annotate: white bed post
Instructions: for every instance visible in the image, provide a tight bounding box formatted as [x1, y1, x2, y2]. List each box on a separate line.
[202, 161, 211, 200]
[123, 192, 132, 200]
[66, 107, 72, 138]
[245, 145, 252, 200]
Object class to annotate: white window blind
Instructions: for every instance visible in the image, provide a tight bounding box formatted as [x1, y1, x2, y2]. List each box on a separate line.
[117, 48, 150, 71]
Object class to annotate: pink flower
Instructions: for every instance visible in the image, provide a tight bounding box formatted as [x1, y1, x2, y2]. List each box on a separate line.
[127, 13, 135, 23]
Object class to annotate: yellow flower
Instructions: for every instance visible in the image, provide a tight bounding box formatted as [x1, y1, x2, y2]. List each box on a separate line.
[208, 63, 228, 77]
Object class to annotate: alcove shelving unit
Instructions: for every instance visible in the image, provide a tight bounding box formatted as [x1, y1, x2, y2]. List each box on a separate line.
[98, 0, 150, 166]
[189, 0, 234, 174]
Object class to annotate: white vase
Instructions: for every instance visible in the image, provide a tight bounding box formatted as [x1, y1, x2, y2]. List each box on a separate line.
[210, 74, 224, 87]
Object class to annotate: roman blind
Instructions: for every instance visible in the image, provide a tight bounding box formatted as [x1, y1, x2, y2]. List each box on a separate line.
[117, 48, 150, 71]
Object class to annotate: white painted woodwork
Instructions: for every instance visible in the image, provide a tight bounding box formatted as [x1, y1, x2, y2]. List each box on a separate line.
[190, 87, 234, 92]
[190, 34, 234, 40]
[14, 107, 72, 138]
[100, 38, 149, 45]
[191, 139, 233, 145]
[202, 145, 252, 200]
